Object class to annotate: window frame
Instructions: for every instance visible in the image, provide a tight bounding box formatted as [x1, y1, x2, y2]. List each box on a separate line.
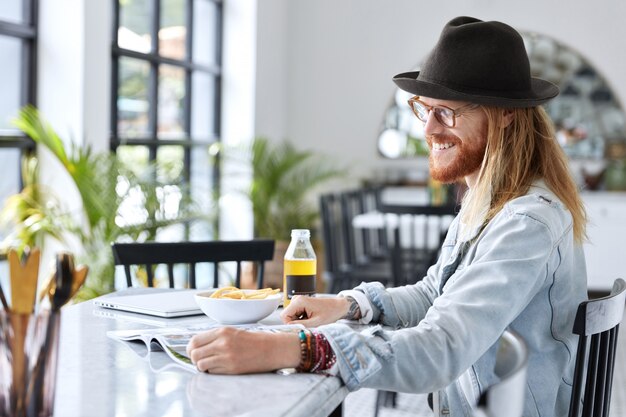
[0, 0, 38, 180]
[110, 0, 223, 237]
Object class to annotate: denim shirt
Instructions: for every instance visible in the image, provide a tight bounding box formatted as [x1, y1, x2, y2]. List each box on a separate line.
[319, 185, 587, 417]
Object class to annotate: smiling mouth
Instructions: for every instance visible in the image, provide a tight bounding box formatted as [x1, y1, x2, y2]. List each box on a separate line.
[431, 142, 455, 150]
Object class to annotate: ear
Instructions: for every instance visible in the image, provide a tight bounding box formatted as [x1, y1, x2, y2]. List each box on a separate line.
[500, 109, 515, 128]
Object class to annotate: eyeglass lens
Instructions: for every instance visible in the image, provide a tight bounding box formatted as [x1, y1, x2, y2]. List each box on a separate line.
[410, 100, 455, 127]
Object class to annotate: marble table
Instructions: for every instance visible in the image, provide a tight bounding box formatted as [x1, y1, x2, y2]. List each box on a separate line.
[53, 289, 348, 417]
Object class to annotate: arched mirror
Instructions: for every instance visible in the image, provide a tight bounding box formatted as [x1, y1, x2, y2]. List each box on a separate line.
[378, 32, 626, 189]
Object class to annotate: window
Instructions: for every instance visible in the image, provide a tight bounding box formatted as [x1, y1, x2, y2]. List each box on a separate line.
[111, 0, 222, 240]
[0, 0, 38, 207]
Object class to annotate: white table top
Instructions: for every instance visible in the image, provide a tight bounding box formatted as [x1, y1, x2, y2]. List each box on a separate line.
[54, 289, 347, 417]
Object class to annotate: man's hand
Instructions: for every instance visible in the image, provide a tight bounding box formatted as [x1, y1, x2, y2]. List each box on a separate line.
[186, 327, 300, 374]
[280, 295, 357, 327]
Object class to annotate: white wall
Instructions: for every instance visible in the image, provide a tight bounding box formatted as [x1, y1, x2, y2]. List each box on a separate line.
[35, 0, 111, 406]
[255, 0, 626, 186]
[36, 0, 113, 259]
[220, 0, 257, 239]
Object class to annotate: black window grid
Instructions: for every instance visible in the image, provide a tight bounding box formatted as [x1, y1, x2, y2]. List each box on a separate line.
[110, 0, 223, 237]
[0, 0, 38, 188]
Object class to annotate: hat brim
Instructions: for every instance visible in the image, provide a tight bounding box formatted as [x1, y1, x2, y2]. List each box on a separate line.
[393, 71, 559, 108]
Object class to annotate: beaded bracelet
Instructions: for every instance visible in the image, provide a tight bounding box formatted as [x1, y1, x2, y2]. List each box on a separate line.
[296, 330, 313, 372]
[296, 329, 336, 373]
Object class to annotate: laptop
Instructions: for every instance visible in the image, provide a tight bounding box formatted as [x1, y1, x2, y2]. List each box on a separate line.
[93, 290, 205, 318]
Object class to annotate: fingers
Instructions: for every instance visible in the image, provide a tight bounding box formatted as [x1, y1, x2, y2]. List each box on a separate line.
[187, 328, 287, 374]
[186, 327, 237, 368]
[280, 295, 310, 322]
[280, 295, 345, 327]
[194, 355, 219, 373]
[280, 308, 307, 323]
[187, 331, 215, 351]
[187, 338, 217, 366]
[187, 334, 213, 367]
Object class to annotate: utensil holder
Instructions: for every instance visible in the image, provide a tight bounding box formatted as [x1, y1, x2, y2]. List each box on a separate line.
[0, 310, 61, 417]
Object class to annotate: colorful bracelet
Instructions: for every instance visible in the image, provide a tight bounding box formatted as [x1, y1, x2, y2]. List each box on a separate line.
[296, 329, 336, 373]
[296, 330, 312, 372]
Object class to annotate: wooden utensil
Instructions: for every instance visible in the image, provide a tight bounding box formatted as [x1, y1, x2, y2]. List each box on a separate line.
[37, 263, 88, 306]
[69, 265, 89, 299]
[7, 248, 39, 414]
[0, 279, 9, 311]
[9, 248, 40, 314]
[37, 272, 55, 305]
[9, 313, 30, 415]
[52, 253, 73, 311]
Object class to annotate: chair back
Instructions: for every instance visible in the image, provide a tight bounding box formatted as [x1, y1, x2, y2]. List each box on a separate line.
[340, 187, 387, 265]
[380, 204, 456, 286]
[568, 278, 626, 417]
[320, 193, 347, 282]
[111, 240, 275, 289]
[320, 187, 391, 293]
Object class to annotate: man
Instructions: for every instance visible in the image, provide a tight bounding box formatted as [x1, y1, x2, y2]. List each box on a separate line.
[187, 16, 587, 417]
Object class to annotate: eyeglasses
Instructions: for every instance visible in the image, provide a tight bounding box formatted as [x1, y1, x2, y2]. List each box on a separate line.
[407, 96, 479, 128]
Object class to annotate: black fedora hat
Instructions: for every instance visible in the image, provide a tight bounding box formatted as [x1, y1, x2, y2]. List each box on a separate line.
[393, 16, 559, 108]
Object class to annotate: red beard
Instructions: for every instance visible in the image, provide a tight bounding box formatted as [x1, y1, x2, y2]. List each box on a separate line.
[426, 134, 486, 183]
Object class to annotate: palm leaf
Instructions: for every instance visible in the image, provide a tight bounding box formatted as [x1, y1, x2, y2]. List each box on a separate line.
[0, 155, 69, 254]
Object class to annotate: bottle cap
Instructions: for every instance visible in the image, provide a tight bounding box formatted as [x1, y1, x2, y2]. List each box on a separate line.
[291, 229, 310, 239]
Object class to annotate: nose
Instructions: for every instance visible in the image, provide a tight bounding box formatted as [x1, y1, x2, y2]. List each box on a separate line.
[422, 110, 445, 135]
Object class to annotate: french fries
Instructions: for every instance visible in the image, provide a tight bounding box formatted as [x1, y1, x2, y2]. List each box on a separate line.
[209, 286, 280, 300]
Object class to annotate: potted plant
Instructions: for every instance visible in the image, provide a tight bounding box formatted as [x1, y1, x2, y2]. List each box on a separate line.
[1, 106, 210, 299]
[225, 137, 346, 289]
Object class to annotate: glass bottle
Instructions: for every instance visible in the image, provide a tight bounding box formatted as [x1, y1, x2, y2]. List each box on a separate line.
[283, 229, 316, 307]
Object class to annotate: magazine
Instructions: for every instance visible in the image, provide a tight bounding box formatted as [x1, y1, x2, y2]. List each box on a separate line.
[107, 323, 304, 373]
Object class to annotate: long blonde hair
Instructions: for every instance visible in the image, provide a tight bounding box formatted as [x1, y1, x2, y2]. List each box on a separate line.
[461, 106, 586, 243]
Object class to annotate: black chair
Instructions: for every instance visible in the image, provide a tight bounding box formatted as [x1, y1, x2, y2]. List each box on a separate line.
[340, 187, 388, 266]
[111, 239, 275, 289]
[320, 193, 345, 292]
[320, 190, 392, 293]
[380, 203, 457, 286]
[568, 278, 626, 417]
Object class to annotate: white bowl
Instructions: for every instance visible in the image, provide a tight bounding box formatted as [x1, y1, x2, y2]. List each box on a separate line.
[194, 289, 282, 324]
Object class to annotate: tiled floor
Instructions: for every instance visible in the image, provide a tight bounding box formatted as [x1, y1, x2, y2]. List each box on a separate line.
[344, 308, 626, 417]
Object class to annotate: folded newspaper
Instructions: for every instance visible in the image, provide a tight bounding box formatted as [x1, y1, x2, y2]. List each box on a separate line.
[107, 323, 304, 373]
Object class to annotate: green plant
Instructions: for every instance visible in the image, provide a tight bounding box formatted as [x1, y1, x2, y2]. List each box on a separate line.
[1, 106, 211, 299]
[0, 155, 69, 255]
[245, 137, 346, 240]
